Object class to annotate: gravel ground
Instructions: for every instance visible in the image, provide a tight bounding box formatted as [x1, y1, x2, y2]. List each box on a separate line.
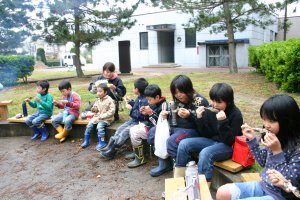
[0, 136, 170, 200]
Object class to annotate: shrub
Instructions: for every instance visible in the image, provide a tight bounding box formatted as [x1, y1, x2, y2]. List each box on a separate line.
[46, 60, 60, 67]
[0, 55, 35, 85]
[36, 48, 46, 63]
[248, 39, 300, 93]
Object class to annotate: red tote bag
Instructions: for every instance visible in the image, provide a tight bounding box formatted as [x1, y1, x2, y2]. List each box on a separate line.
[232, 136, 255, 167]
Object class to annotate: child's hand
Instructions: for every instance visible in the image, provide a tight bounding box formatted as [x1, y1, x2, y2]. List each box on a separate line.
[107, 84, 116, 91]
[178, 108, 190, 118]
[160, 110, 169, 119]
[266, 169, 285, 188]
[241, 123, 255, 140]
[91, 106, 98, 113]
[196, 106, 205, 118]
[24, 98, 31, 103]
[126, 104, 132, 110]
[124, 96, 131, 103]
[35, 97, 41, 103]
[53, 100, 58, 105]
[216, 110, 226, 120]
[261, 132, 282, 154]
[143, 106, 153, 116]
[60, 100, 68, 104]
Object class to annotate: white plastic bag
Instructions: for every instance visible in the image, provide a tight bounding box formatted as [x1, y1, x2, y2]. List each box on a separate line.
[154, 114, 170, 159]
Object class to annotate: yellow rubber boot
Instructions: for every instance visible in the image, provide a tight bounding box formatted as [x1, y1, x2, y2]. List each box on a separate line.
[55, 126, 64, 134]
[58, 129, 68, 143]
[173, 166, 186, 178]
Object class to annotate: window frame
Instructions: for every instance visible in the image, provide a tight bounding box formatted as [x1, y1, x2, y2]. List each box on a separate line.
[139, 32, 148, 50]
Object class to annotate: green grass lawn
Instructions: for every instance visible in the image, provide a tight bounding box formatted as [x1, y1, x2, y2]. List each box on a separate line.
[1, 70, 299, 172]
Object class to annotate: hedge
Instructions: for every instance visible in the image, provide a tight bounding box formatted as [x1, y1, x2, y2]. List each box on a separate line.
[0, 55, 35, 85]
[249, 39, 300, 93]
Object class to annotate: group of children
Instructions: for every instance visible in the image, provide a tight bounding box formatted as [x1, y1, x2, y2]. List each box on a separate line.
[24, 62, 300, 200]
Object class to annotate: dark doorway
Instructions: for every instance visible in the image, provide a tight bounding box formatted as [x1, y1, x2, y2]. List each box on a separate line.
[157, 31, 174, 63]
[118, 41, 131, 73]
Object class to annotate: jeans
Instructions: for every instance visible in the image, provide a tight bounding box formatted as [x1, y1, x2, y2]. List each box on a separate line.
[224, 182, 274, 200]
[51, 112, 77, 131]
[84, 121, 108, 138]
[147, 126, 199, 158]
[25, 112, 51, 127]
[111, 120, 138, 146]
[176, 137, 232, 181]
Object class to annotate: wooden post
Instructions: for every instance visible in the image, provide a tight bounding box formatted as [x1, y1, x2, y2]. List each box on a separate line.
[0, 100, 13, 121]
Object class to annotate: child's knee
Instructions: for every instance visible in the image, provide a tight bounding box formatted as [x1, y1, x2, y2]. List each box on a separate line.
[216, 184, 232, 200]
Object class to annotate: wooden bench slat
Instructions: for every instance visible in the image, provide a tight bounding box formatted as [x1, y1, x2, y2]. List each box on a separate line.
[214, 159, 244, 173]
[7, 116, 90, 125]
[165, 175, 212, 200]
[241, 173, 261, 182]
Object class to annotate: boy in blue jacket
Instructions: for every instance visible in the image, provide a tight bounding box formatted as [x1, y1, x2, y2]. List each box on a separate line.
[100, 78, 149, 160]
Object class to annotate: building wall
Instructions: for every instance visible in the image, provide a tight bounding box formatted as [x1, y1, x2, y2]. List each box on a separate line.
[277, 16, 300, 40]
[92, 10, 278, 69]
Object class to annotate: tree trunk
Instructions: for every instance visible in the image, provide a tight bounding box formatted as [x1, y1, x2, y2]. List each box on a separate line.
[283, 0, 288, 41]
[74, 14, 84, 78]
[223, 0, 238, 73]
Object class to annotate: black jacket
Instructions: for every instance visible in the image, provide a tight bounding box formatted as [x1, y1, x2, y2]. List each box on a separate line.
[88, 75, 126, 101]
[196, 104, 243, 146]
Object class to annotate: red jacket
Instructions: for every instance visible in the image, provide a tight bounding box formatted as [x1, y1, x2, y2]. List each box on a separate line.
[55, 92, 81, 118]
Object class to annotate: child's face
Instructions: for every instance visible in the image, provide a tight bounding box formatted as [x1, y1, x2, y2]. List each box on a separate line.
[60, 88, 72, 97]
[263, 118, 280, 135]
[36, 86, 46, 94]
[146, 95, 160, 105]
[103, 70, 113, 79]
[211, 100, 227, 111]
[133, 87, 139, 95]
[174, 89, 188, 104]
[97, 87, 106, 98]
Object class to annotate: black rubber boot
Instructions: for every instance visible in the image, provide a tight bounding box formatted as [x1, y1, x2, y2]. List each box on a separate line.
[127, 145, 147, 168]
[100, 137, 115, 153]
[100, 143, 119, 160]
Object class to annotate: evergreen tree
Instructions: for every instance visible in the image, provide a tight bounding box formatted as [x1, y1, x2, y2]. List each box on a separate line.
[0, 0, 34, 54]
[43, 0, 140, 77]
[149, 0, 279, 73]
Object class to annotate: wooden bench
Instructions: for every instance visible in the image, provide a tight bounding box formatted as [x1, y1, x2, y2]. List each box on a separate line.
[165, 174, 212, 200]
[7, 116, 90, 125]
[0, 100, 13, 121]
[214, 159, 244, 173]
[241, 173, 261, 182]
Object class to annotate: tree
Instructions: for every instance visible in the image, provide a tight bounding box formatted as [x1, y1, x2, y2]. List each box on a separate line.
[149, 0, 278, 73]
[281, 0, 299, 40]
[0, 0, 34, 54]
[36, 48, 47, 63]
[43, 0, 140, 77]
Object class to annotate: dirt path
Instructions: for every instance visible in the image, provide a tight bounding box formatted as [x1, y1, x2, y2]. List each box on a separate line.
[0, 137, 168, 200]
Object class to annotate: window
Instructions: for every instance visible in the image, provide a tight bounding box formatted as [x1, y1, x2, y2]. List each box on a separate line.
[207, 45, 229, 67]
[185, 28, 196, 48]
[270, 30, 274, 42]
[140, 32, 148, 50]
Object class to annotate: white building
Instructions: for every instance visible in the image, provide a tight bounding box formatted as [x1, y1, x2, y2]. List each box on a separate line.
[92, 9, 278, 71]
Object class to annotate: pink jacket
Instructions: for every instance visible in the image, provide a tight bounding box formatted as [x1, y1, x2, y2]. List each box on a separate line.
[55, 92, 81, 118]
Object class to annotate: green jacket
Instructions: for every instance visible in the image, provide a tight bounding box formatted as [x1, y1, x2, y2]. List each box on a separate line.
[28, 93, 53, 116]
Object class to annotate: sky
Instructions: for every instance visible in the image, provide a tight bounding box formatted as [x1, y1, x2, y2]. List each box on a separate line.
[264, 0, 300, 17]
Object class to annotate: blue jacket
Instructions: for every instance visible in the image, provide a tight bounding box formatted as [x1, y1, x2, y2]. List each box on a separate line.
[128, 95, 149, 123]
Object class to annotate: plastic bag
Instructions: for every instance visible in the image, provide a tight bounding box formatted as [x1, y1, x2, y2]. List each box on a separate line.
[154, 114, 170, 159]
[232, 136, 255, 167]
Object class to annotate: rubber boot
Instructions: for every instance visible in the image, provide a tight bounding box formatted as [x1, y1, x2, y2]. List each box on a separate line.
[55, 127, 68, 142]
[125, 151, 135, 160]
[127, 145, 147, 168]
[100, 143, 120, 160]
[81, 134, 90, 148]
[150, 157, 173, 177]
[173, 166, 186, 178]
[100, 137, 115, 153]
[30, 125, 41, 140]
[55, 126, 64, 134]
[96, 136, 107, 151]
[38, 124, 49, 141]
